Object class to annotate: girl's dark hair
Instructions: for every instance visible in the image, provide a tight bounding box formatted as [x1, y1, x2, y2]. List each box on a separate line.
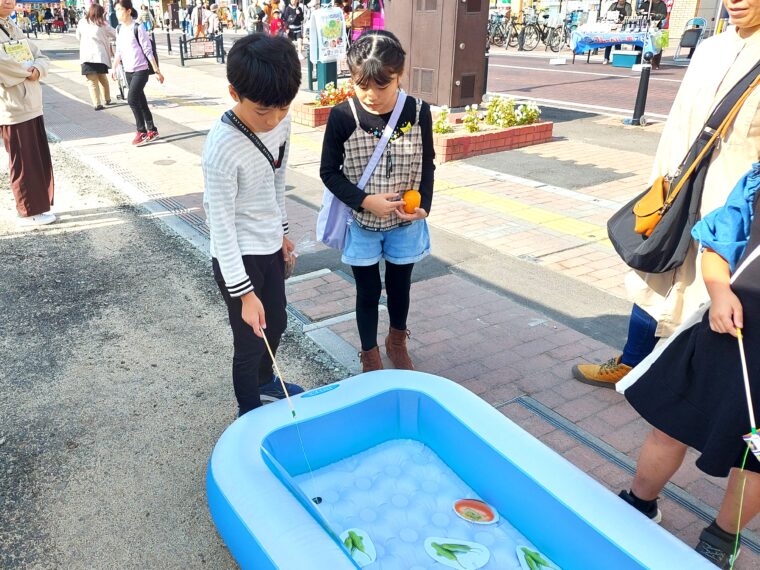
[226, 33, 302, 107]
[86, 3, 106, 25]
[346, 30, 405, 88]
[115, 0, 134, 11]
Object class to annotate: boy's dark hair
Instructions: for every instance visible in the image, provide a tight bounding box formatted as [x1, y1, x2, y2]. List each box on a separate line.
[226, 33, 302, 108]
[347, 30, 405, 88]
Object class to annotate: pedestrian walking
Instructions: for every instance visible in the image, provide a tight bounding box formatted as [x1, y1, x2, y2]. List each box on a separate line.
[112, 0, 164, 146]
[202, 34, 304, 417]
[616, 163, 760, 569]
[43, 6, 53, 34]
[320, 31, 435, 373]
[137, 3, 154, 30]
[206, 3, 220, 37]
[76, 4, 116, 111]
[282, 0, 304, 57]
[191, 2, 205, 36]
[0, 0, 56, 227]
[246, 0, 264, 33]
[572, 0, 760, 389]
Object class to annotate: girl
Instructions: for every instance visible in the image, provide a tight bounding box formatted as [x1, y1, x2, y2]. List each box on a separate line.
[269, 8, 284, 35]
[320, 31, 434, 373]
[617, 164, 760, 569]
[112, 0, 164, 146]
[76, 4, 116, 111]
[0, 0, 55, 227]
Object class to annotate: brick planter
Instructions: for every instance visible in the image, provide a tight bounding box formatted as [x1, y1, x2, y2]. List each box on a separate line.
[433, 122, 554, 163]
[291, 101, 333, 128]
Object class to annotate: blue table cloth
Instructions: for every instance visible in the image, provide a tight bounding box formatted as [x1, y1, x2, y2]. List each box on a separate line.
[570, 30, 662, 55]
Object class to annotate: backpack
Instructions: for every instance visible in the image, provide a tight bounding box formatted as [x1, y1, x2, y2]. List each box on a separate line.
[120, 24, 158, 74]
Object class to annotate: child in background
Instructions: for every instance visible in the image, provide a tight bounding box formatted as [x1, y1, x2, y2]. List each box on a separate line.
[617, 163, 760, 568]
[269, 8, 285, 35]
[202, 34, 304, 417]
[320, 31, 435, 373]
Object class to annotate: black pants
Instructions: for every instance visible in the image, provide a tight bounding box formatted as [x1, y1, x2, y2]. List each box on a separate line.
[125, 70, 156, 133]
[352, 261, 414, 351]
[213, 252, 288, 413]
[603, 44, 621, 61]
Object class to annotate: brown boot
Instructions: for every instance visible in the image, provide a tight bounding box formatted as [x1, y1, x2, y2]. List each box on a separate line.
[571, 356, 632, 389]
[359, 346, 383, 373]
[384, 327, 414, 370]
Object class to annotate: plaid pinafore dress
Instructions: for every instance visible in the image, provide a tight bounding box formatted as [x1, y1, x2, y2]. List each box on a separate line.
[343, 96, 424, 231]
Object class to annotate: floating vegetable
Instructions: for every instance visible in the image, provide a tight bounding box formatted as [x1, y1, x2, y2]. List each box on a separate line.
[521, 547, 552, 569]
[432, 542, 483, 569]
[344, 530, 367, 557]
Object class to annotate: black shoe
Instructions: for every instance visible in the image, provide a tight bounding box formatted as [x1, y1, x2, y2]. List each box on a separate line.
[618, 490, 662, 523]
[695, 523, 740, 569]
[94, 105, 104, 111]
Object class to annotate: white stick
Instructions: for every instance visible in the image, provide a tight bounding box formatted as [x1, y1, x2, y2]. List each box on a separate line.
[261, 330, 296, 417]
[737, 328, 757, 430]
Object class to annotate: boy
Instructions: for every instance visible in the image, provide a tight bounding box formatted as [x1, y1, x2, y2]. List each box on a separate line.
[202, 34, 304, 417]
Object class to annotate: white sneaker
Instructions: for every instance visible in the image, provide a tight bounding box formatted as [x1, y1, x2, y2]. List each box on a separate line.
[17, 212, 57, 227]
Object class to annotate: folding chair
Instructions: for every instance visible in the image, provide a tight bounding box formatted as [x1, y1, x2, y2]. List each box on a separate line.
[673, 17, 706, 65]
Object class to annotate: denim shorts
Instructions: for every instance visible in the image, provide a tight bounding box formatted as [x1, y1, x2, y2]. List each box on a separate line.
[342, 220, 431, 267]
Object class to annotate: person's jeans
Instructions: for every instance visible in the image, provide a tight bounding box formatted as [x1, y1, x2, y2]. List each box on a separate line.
[620, 304, 659, 367]
[125, 70, 155, 133]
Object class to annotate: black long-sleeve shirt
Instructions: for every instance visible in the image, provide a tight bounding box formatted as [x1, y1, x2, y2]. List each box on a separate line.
[319, 96, 435, 214]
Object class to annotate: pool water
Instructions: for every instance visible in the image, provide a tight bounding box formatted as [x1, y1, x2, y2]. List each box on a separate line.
[294, 439, 536, 569]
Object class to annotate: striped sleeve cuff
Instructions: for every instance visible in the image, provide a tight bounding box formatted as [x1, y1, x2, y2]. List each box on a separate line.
[282, 221, 290, 235]
[227, 277, 254, 298]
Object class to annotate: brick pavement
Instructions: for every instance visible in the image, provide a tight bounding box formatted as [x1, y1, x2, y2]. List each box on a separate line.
[31, 33, 760, 566]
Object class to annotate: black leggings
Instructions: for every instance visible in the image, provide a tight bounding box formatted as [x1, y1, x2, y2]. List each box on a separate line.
[352, 261, 414, 351]
[125, 70, 156, 133]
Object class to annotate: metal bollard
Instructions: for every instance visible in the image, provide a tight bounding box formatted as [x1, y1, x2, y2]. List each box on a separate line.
[166, 30, 172, 54]
[624, 51, 652, 126]
[179, 34, 185, 66]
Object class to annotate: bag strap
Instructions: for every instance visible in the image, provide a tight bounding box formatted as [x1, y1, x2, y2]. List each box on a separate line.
[662, 72, 760, 213]
[222, 110, 286, 172]
[353, 90, 407, 191]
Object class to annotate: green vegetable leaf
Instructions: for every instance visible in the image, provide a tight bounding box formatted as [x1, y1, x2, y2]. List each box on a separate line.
[348, 531, 367, 555]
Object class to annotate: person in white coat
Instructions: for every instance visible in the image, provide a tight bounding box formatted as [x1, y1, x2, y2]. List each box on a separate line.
[76, 4, 117, 110]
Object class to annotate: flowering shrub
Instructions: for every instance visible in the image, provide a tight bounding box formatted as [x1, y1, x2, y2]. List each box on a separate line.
[433, 105, 455, 134]
[317, 81, 355, 107]
[483, 96, 541, 128]
[463, 104, 481, 133]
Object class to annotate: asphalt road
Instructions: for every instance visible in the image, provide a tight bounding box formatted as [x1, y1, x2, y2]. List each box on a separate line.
[0, 144, 345, 569]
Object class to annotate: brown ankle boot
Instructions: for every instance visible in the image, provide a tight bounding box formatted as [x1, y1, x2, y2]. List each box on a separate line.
[359, 346, 383, 373]
[384, 327, 414, 370]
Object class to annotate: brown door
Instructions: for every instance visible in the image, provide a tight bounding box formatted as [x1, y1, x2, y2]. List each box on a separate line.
[451, 0, 489, 107]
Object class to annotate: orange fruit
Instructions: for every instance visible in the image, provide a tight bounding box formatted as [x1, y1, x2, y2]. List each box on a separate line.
[402, 190, 421, 214]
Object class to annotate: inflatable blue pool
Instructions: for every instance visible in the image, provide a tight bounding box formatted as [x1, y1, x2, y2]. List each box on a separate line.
[207, 370, 713, 569]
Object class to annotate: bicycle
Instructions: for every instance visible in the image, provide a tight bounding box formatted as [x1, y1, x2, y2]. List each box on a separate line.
[546, 15, 576, 52]
[115, 65, 129, 101]
[487, 12, 508, 47]
[504, 15, 521, 48]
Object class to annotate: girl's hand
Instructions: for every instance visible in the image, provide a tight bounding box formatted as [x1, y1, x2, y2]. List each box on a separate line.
[156, 71, 165, 84]
[241, 292, 266, 337]
[27, 67, 40, 81]
[361, 193, 403, 218]
[396, 206, 428, 222]
[709, 287, 743, 337]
